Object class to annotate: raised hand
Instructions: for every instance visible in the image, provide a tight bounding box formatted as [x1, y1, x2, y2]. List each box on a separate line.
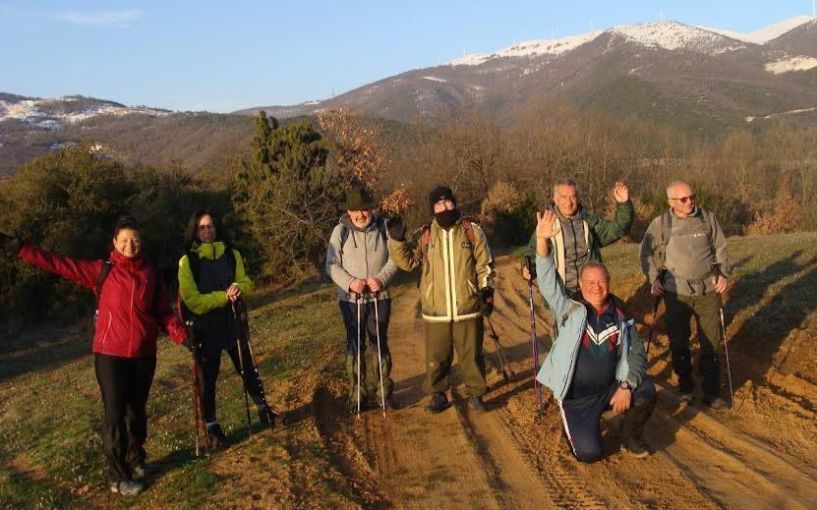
[535, 210, 557, 240]
[613, 182, 629, 203]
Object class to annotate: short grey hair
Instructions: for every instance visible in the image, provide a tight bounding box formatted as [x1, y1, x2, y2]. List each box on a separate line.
[579, 261, 610, 282]
[552, 179, 579, 198]
[666, 180, 693, 198]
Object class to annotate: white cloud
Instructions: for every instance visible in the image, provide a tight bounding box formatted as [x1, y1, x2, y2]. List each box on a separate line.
[54, 9, 142, 26]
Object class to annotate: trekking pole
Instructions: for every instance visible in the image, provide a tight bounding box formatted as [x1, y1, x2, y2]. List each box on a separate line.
[355, 292, 362, 417]
[644, 296, 661, 357]
[524, 256, 543, 415]
[189, 327, 211, 456]
[231, 301, 253, 435]
[233, 299, 277, 426]
[719, 307, 735, 408]
[373, 291, 387, 417]
[485, 317, 515, 382]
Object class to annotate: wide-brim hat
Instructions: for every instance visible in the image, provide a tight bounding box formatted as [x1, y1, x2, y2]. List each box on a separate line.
[344, 186, 377, 211]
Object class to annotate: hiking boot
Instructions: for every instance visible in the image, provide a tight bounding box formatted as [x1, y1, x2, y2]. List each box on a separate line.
[207, 423, 229, 450]
[426, 392, 449, 414]
[467, 395, 487, 413]
[703, 395, 728, 410]
[679, 392, 694, 405]
[257, 405, 277, 427]
[110, 480, 145, 496]
[622, 437, 650, 458]
[132, 462, 158, 480]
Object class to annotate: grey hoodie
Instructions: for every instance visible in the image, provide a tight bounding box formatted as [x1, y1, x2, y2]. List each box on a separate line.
[326, 213, 397, 302]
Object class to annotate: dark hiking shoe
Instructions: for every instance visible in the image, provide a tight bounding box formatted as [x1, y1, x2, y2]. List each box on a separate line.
[426, 392, 449, 414]
[679, 392, 694, 405]
[383, 396, 397, 410]
[703, 396, 728, 410]
[132, 462, 158, 480]
[467, 395, 487, 413]
[622, 437, 650, 458]
[207, 423, 229, 450]
[110, 480, 145, 496]
[258, 406, 277, 427]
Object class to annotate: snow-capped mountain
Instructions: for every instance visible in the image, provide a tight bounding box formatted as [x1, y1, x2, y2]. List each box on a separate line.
[0, 94, 170, 131]
[239, 16, 817, 126]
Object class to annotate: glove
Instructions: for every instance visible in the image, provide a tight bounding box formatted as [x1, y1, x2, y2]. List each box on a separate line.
[479, 287, 494, 317]
[0, 232, 21, 257]
[387, 216, 406, 242]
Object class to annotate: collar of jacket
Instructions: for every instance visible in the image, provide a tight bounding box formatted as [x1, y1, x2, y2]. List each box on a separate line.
[191, 241, 226, 260]
[669, 205, 700, 219]
[109, 249, 144, 270]
[340, 212, 381, 232]
[550, 202, 587, 222]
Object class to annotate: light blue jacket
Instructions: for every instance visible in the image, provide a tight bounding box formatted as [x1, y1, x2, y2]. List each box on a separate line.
[534, 254, 647, 402]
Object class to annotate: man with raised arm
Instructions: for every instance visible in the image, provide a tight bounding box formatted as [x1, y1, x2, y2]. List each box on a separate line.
[534, 209, 656, 462]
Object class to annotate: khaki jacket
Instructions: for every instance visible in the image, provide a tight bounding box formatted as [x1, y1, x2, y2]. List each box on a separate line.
[389, 219, 495, 322]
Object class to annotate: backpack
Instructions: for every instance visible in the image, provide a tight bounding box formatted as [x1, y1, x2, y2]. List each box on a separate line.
[652, 209, 715, 270]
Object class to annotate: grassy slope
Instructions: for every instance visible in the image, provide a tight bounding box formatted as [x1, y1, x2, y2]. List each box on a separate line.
[1, 232, 816, 508]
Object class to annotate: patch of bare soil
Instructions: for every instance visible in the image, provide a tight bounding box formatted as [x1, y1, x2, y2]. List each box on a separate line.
[303, 255, 817, 509]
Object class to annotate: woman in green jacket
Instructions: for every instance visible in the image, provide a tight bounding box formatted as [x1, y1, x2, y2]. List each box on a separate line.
[178, 210, 273, 448]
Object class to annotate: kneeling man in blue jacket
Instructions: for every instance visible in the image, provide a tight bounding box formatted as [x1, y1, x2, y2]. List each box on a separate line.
[534, 209, 656, 461]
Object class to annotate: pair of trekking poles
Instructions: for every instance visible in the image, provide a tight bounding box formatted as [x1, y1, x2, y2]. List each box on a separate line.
[644, 284, 735, 408]
[353, 288, 387, 418]
[188, 298, 276, 456]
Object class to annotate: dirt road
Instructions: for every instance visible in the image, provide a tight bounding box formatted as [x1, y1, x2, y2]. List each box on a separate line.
[311, 254, 817, 509]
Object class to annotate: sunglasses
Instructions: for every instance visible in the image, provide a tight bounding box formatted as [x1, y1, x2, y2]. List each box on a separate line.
[670, 194, 696, 204]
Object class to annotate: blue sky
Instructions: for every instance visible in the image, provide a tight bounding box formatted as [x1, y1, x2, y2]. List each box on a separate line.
[1, 1, 813, 112]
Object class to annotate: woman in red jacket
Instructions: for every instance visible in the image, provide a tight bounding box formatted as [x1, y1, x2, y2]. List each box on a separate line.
[1, 215, 188, 497]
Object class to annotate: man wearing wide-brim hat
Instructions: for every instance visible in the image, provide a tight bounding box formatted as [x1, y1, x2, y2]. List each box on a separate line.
[326, 186, 398, 411]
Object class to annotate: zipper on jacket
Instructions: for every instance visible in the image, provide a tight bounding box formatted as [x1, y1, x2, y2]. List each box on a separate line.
[129, 275, 135, 356]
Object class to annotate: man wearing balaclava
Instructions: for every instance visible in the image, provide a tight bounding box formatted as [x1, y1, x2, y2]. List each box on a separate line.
[387, 186, 496, 413]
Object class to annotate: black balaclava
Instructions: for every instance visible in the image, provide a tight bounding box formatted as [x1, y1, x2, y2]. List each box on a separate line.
[428, 186, 460, 229]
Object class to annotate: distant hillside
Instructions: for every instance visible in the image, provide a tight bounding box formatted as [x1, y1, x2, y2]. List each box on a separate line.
[237, 18, 817, 133]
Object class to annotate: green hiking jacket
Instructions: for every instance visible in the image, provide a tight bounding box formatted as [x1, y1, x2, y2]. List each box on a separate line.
[389, 219, 495, 323]
[522, 201, 634, 285]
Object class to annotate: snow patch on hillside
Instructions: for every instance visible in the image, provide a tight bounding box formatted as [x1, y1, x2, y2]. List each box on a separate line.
[448, 32, 597, 66]
[705, 15, 814, 44]
[0, 96, 170, 130]
[422, 76, 448, 83]
[611, 21, 746, 54]
[765, 56, 817, 74]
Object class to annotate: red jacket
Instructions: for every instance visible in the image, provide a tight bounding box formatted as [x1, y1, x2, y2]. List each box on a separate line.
[19, 245, 187, 358]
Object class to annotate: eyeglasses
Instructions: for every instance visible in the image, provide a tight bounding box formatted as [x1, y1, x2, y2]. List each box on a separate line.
[670, 194, 696, 204]
[198, 224, 215, 230]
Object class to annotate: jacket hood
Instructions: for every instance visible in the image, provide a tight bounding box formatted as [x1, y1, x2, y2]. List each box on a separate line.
[340, 212, 382, 232]
[191, 241, 228, 260]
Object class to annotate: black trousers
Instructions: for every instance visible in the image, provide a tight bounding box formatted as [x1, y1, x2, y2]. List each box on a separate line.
[198, 342, 265, 423]
[94, 354, 156, 482]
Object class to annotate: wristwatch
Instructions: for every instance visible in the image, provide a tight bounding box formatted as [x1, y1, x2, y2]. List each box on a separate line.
[619, 380, 632, 391]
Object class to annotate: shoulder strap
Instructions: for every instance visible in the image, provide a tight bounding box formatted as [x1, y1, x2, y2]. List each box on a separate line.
[187, 250, 202, 285]
[339, 225, 350, 253]
[419, 225, 432, 262]
[461, 218, 477, 245]
[95, 260, 113, 299]
[224, 243, 237, 278]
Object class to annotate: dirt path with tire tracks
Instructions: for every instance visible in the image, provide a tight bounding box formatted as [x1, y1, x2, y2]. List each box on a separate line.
[310, 254, 817, 509]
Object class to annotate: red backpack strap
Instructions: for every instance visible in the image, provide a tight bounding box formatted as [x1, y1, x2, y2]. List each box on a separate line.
[419, 225, 431, 263]
[461, 218, 477, 245]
